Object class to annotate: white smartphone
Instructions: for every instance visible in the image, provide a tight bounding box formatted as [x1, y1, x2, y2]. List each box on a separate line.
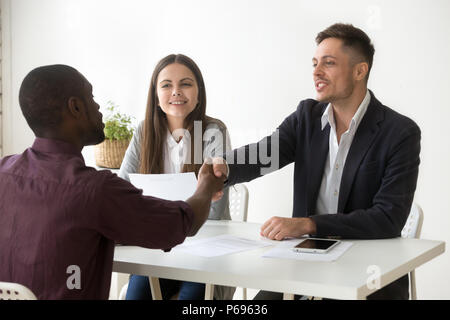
[292, 238, 341, 254]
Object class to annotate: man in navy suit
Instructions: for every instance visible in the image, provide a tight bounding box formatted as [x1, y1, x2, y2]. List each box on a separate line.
[212, 23, 420, 299]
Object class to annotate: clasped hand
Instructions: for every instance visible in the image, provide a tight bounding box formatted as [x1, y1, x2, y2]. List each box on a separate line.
[198, 157, 228, 202]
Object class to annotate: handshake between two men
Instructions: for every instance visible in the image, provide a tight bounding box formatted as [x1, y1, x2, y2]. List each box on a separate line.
[187, 157, 317, 240]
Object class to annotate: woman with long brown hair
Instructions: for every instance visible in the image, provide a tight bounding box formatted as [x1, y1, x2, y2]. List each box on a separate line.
[119, 54, 234, 300]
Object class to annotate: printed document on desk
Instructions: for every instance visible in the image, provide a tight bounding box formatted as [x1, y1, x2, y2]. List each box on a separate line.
[262, 238, 353, 262]
[173, 234, 273, 257]
[129, 172, 197, 201]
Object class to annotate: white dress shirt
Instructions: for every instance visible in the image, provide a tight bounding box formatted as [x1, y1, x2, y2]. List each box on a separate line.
[315, 90, 371, 215]
[119, 121, 231, 181]
[163, 129, 190, 174]
[163, 125, 230, 174]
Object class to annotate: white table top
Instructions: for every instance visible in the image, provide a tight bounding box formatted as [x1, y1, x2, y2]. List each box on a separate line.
[113, 220, 445, 299]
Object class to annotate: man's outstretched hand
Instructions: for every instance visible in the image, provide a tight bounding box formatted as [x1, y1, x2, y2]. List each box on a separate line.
[208, 157, 229, 201]
[186, 159, 228, 236]
[198, 158, 227, 202]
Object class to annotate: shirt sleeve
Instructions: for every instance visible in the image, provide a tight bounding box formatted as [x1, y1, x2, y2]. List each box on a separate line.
[118, 121, 143, 182]
[95, 171, 194, 249]
[225, 108, 298, 186]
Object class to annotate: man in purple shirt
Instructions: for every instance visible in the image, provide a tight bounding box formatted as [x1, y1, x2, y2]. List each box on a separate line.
[0, 65, 224, 299]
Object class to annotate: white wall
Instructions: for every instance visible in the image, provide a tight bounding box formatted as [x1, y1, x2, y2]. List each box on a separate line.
[2, 0, 450, 299]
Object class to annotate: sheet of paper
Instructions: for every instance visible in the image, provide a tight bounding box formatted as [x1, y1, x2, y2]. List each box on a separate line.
[129, 172, 197, 201]
[262, 238, 353, 262]
[173, 234, 273, 257]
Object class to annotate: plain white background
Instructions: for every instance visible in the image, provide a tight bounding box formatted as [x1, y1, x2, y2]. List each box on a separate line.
[1, 0, 449, 299]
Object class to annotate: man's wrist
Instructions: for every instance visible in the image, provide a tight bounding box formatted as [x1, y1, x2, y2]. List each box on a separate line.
[196, 181, 214, 199]
[307, 218, 317, 235]
[224, 161, 230, 184]
[215, 156, 229, 184]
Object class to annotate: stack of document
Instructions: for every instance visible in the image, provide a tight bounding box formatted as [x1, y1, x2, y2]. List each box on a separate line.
[129, 172, 197, 201]
[174, 234, 272, 257]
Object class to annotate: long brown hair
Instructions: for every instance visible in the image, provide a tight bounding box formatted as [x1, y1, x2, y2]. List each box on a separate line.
[139, 54, 225, 176]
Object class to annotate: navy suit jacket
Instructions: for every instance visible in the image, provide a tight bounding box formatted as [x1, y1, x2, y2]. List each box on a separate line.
[225, 91, 421, 299]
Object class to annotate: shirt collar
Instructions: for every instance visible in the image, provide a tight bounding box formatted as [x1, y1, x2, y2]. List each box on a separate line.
[321, 104, 334, 131]
[166, 129, 189, 148]
[31, 137, 83, 157]
[321, 89, 371, 131]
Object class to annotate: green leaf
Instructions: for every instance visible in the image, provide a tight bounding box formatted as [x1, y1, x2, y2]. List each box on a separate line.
[102, 101, 135, 140]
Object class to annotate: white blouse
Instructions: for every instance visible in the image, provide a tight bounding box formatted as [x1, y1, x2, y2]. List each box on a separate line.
[118, 121, 232, 221]
[164, 129, 188, 174]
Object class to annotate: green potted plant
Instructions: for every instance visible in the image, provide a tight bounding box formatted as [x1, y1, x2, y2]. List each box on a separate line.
[94, 101, 135, 168]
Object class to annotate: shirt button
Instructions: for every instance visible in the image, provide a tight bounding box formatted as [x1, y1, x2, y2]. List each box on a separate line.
[335, 164, 339, 170]
[334, 190, 338, 196]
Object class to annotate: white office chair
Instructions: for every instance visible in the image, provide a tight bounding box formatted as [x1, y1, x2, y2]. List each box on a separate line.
[0, 281, 37, 300]
[401, 203, 424, 300]
[118, 282, 128, 300]
[229, 184, 249, 223]
[119, 184, 250, 300]
[223, 184, 249, 300]
[230, 184, 249, 299]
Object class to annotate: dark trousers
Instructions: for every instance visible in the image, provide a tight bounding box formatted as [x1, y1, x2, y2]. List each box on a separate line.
[253, 275, 409, 300]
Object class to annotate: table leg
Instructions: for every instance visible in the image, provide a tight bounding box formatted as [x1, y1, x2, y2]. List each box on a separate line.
[205, 284, 214, 300]
[283, 293, 295, 300]
[149, 277, 162, 300]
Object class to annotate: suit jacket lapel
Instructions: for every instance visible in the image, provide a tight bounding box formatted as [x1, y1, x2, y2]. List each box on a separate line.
[337, 92, 384, 213]
[306, 112, 330, 216]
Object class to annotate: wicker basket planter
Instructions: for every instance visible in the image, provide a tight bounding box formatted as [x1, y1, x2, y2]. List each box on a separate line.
[94, 139, 130, 169]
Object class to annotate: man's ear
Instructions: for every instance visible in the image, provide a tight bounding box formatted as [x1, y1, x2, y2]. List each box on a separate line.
[354, 62, 369, 81]
[67, 97, 84, 119]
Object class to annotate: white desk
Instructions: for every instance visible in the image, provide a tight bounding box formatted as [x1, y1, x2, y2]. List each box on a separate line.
[113, 220, 445, 300]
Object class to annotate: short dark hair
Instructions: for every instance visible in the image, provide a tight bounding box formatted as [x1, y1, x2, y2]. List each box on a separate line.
[316, 23, 375, 78]
[19, 64, 85, 136]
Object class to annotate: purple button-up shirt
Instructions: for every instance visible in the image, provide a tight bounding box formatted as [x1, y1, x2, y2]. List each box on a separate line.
[0, 138, 194, 299]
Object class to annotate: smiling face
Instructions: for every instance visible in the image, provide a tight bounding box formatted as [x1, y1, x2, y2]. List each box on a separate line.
[156, 63, 199, 125]
[312, 37, 359, 105]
